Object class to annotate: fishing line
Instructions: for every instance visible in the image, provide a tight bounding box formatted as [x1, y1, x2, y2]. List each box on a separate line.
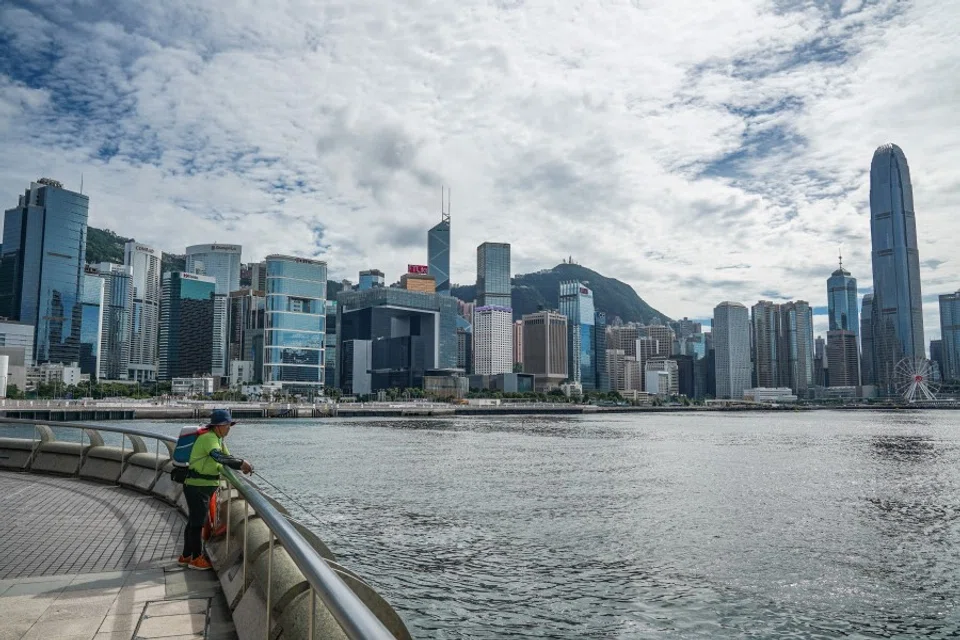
[251, 470, 328, 530]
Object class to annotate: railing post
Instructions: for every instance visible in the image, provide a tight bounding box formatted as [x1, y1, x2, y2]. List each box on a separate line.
[266, 532, 274, 639]
[120, 434, 126, 474]
[78, 429, 84, 476]
[225, 482, 232, 555]
[154, 439, 160, 477]
[243, 500, 249, 589]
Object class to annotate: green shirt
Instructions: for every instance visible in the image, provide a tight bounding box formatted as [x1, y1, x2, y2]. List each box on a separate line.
[185, 431, 231, 487]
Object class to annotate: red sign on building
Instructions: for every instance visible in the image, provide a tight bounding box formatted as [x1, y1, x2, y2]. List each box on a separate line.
[407, 264, 429, 275]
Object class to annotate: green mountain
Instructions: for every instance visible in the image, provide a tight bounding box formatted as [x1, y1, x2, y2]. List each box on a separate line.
[86, 226, 187, 274]
[451, 263, 670, 324]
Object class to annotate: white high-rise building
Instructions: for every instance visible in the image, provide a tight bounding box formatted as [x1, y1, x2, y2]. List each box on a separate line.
[473, 306, 513, 375]
[714, 301, 751, 399]
[90, 263, 133, 381]
[185, 244, 242, 295]
[124, 241, 162, 382]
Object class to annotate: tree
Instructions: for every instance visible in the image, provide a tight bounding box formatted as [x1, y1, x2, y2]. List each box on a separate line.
[5, 384, 24, 399]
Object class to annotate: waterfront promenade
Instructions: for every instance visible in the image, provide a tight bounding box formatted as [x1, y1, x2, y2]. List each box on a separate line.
[0, 472, 237, 640]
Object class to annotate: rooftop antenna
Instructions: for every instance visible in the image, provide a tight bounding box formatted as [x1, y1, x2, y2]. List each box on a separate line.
[441, 185, 451, 224]
[80, 173, 84, 195]
[838, 244, 843, 270]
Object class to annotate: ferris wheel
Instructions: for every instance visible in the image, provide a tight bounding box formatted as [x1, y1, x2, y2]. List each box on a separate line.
[894, 357, 940, 403]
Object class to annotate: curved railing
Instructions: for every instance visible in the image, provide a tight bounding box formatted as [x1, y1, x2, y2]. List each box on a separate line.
[0, 417, 407, 640]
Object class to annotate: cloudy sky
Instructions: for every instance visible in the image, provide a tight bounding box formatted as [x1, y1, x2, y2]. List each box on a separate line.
[1, 0, 957, 339]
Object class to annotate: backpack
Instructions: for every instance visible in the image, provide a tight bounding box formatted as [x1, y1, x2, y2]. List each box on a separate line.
[170, 425, 209, 483]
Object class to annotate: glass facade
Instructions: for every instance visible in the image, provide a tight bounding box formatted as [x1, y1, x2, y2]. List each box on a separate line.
[0, 180, 89, 365]
[124, 242, 162, 382]
[714, 302, 751, 399]
[264, 255, 327, 391]
[185, 244, 242, 295]
[860, 294, 876, 386]
[337, 287, 458, 392]
[93, 263, 133, 380]
[79, 273, 104, 377]
[358, 269, 384, 291]
[428, 221, 450, 295]
[559, 281, 596, 388]
[159, 273, 216, 380]
[228, 290, 265, 383]
[939, 291, 960, 382]
[477, 243, 511, 308]
[827, 266, 859, 333]
[870, 144, 924, 394]
[325, 300, 338, 388]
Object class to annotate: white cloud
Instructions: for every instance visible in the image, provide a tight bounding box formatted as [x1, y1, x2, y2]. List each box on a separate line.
[0, 0, 957, 343]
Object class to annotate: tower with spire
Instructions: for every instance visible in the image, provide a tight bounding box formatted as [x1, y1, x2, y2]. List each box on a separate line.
[826, 249, 861, 387]
[428, 186, 451, 296]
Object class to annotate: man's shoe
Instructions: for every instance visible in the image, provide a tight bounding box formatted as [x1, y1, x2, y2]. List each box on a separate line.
[177, 555, 193, 567]
[189, 556, 213, 571]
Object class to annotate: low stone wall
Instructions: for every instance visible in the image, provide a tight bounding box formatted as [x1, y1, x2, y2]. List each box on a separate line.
[0, 426, 412, 639]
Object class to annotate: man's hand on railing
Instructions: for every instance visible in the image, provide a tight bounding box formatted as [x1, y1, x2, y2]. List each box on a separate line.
[241, 460, 254, 475]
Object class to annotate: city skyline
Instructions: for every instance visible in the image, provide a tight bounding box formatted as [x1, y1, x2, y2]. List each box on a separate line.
[1, 2, 958, 342]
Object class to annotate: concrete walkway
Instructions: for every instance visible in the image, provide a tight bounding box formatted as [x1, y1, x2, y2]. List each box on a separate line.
[0, 472, 237, 640]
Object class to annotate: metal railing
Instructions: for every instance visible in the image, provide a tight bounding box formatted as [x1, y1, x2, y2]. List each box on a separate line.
[0, 417, 397, 640]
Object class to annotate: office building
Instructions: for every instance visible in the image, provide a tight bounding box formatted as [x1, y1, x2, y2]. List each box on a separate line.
[325, 300, 338, 388]
[0, 178, 88, 364]
[670, 355, 696, 397]
[473, 306, 513, 375]
[594, 311, 609, 391]
[813, 335, 829, 387]
[860, 294, 876, 386]
[186, 244, 242, 295]
[751, 301, 780, 388]
[89, 263, 133, 381]
[683, 333, 706, 360]
[607, 324, 640, 356]
[930, 340, 945, 384]
[79, 271, 104, 378]
[211, 293, 229, 379]
[870, 144, 925, 394]
[228, 289, 266, 384]
[264, 255, 327, 393]
[940, 290, 960, 382]
[827, 257, 859, 334]
[674, 317, 702, 341]
[124, 241, 162, 382]
[645, 358, 679, 396]
[522, 310, 568, 391]
[400, 273, 436, 293]
[714, 302, 751, 399]
[249, 261, 268, 292]
[642, 325, 675, 357]
[513, 320, 524, 368]
[636, 336, 659, 391]
[358, 269, 385, 291]
[456, 319, 472, 374]
[337, 287, 457, 394]
[476, 242, 511, 307]
[0, 320, 34, 390]
[827, 330, 860, 387]
[560, 281, 597, 388]
[624, 356, 643, 392]
[458, 300, 475, 324]
[607, 348, 626, 391]
[428, 192, 451, 295]
[779, 301, 815, 396]
[159, 272, 215, 380]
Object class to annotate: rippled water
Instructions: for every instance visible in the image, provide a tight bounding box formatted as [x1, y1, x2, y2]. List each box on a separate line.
[146, 411, 960, 637]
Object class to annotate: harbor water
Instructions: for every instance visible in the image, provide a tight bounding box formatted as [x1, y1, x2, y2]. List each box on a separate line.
[146, 410, 960, 638]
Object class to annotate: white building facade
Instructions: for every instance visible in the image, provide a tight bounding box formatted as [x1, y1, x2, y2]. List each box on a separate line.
[124, 242, 162, 382]
[473, 306, 513, 375]
[714, 302, 752, 399]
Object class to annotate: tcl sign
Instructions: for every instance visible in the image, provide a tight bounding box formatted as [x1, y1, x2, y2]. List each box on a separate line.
[580, 287, 590, 295]
[407, 264, 429, 274]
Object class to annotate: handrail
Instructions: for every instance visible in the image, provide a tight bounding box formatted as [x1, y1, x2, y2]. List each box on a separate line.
[0, 416, 177, 443]
[221, 466, 395, 640]
[0, 417, 398, 640]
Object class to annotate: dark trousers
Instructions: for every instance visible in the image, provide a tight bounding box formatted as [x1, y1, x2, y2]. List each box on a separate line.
[182, 484, 216, 558]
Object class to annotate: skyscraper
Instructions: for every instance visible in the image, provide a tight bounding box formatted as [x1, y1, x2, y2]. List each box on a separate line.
[522, 310, 568, 391]
[185, 244, 242, 295]
[594, 311, 609, 391]
[779, 301, 815, 396]
[0, 179, 88, 364]
[264, 255, 327, 393]
[827, 330, 860, 387]
[930, 339, 944, 382]
[428, 188, 451, 296]
[358, 269, 385, 291]
[713, 302, 751, 399]
[476, 243, 511, 308]
[159, 272, 215, 380]
[870, 143, 925, 393]
[827, 257, 859, 333]
[79, 271, 104, 378]
[751, 301, 780, 388]
[559, 281, 596, 388]
[90, 263, 133, 381]
[473, 306, 513, 375]
[513, 320, 524, 369]
[939, 290, 960, 382]
[860, 294, 876, 386]
[228, 289, 265, 383]
[124, 241, 162, 382]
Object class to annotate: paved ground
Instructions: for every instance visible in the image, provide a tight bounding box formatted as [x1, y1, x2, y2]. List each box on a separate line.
[0, 471, 237, 640]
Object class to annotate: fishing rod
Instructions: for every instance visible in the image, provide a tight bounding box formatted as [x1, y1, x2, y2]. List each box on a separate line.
[250, 470, 328, 531]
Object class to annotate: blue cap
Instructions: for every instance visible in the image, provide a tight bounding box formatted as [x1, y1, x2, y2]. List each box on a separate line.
[208, 408, 236, 427]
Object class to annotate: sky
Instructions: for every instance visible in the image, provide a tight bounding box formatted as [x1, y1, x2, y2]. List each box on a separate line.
[1, 0, 958, 340]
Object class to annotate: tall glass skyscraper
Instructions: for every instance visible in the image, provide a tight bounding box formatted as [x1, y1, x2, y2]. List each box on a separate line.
[559, 281, 596, 388]
[827, 259, 858, 333]
[870, 143, 924, 393]
[185, 244, 242, 295]
[476, 243, 511, 308]
[860, 294, 876, 386]
[939, 290, 960, 382]
[91, 262, 133, 381]
[159, 272, 215, 380]
[79, 272, 104, 378]
[428, 209, 450, 296]
[0, 179, 88, 364]
[124, 241, 162, 382]
[264, 255, 327, 393]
